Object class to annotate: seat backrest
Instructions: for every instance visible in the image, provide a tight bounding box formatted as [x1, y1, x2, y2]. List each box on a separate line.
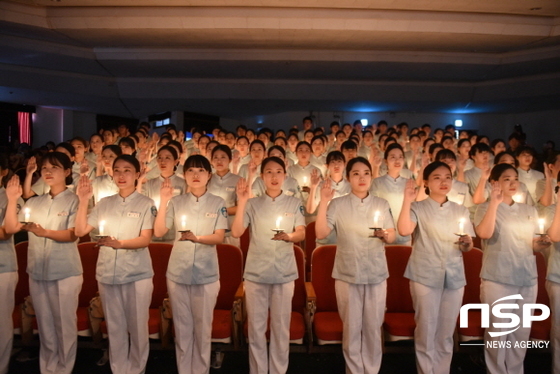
[292, 245, 306, 313]
[311, 245, 337, 313]
[77, 242, 100, 307]
[239, 227, 250, 266]
[304, 221, 316, 278]
[215, 244, 244, 310]
[462, 247, 483, 305]
[385, 245, 414, 313]
[148, 243, 173, 309]
[535, 251, 549, 306]
[14, 241, 29, 305]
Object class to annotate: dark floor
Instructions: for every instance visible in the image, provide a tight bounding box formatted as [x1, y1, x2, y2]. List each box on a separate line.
[9, 342, 551, 374]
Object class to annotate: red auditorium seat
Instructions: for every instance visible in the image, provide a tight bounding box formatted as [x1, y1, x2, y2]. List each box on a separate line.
[530, 251, 551, 342]
[457, 247, 484, 343]
[148, 243, 173, 345]
[384, 245, 415, 341]
[77, 242, 99, 337]
[304, 221, 316, 279]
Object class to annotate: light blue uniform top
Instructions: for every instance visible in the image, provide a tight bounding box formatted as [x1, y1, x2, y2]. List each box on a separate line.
[475, 201, 540, 287]
[165, 192, 228, 285]
[92, 174, 119, 204]
[19, 189, 82, 281]
[0, 188, 23, 274]
[404, 198, 475, 289]
[88, 191, 156, 285]
[370, 174, 410, 244]
[142, 174, 186, 241]
[544, 205, 560, 284]
[207, 171, 240, 235]
[327, 193, 394, 284]
[243, 193, 305, 284]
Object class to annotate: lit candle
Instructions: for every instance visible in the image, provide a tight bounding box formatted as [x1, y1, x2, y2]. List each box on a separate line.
[539, 218, 545, 234]
[458, 218, 465, 235]
[276, 216, 282, 230]
[181, 215, 187, 231]
[303, 176, 308, 186]
[24, 208, 30, 223]
[512, 193, 523, 203]
[99, 220, 105, 236]
[373, 211, 380, 228]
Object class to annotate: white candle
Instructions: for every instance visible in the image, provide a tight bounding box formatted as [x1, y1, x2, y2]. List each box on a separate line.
[181, 215, 187, 231]
[373, 211, 380, 228]
[458, 218, 465, 235]
[24, 208, 30, 223]
[276, 216, 282, 230]
[303, 176, 308, 186]
[539, 218, 545, 234]
[99, 220, 106, 236]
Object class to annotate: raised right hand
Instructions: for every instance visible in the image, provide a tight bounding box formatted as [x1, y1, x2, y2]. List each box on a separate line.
[490, 181, 503, 204]
[319, 180, 335, 203]
[6, 175, 22, 201]
[76, 175, 93, 201]
[404, 178, 418, 201]
[236, 178, 250, 202]
[160, 177, 174, 203]
[26, 156, 37, 175]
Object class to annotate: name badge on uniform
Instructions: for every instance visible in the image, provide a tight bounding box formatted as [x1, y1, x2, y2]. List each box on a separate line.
[58, 211, 69, 216]
[226, 187, 235, 192]
[283, 212, 295, 217]
[206, 213, 217, 218]
[127, 212, 141, 218]
[173, 188, 181, 196]
[284, 190, 294, 196]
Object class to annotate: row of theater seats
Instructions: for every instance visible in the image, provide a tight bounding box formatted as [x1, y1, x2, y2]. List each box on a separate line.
[11, 238, 550, 353]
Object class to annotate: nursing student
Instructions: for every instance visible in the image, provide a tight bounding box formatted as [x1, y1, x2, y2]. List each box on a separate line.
[545, 183, 560, 374]
[232, 156, 305, 374]
[398, 161, 474, 374]
[139, 145, 186, 241]
[207, 144, 241, 246]
[154, 155, 227, 374]
[91, 145, 121, 204]
[370, 143, 412, 245]
[251, 146, 302, 200]
[315, 156, 396, 374]
[5, 152, 83, 374]
[75, 154, 156, 374]
[0, 156, 23, 374]
[475, 163, 551, 374]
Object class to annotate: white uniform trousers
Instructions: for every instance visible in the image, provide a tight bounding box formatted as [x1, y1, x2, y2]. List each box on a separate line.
[29, 274, 83, 374]
[546, 280, 560, 374]
[335, 279, 386, 374]
[167, 279, 220, 374]
[244, 280, 294, 374]
[410, 281, 464, 374]
[223, 235, 240, 248]
[481, 279, 537, 374]
[98, 277, 153, 374]
[0, 272, 17, 374]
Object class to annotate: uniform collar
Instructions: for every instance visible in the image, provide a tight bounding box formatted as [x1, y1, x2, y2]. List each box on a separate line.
[350, 191, 371, 204]
[264, 191, 285, 202]
[188, 191, 209, 203]
[118, 190, 139, 203]
[216, 171, 231, 180]
[427, 196, 450, 208]
[48, 188, 71, 200]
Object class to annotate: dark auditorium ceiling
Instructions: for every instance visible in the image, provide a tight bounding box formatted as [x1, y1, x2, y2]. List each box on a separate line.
[0, 0, 559, 119]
